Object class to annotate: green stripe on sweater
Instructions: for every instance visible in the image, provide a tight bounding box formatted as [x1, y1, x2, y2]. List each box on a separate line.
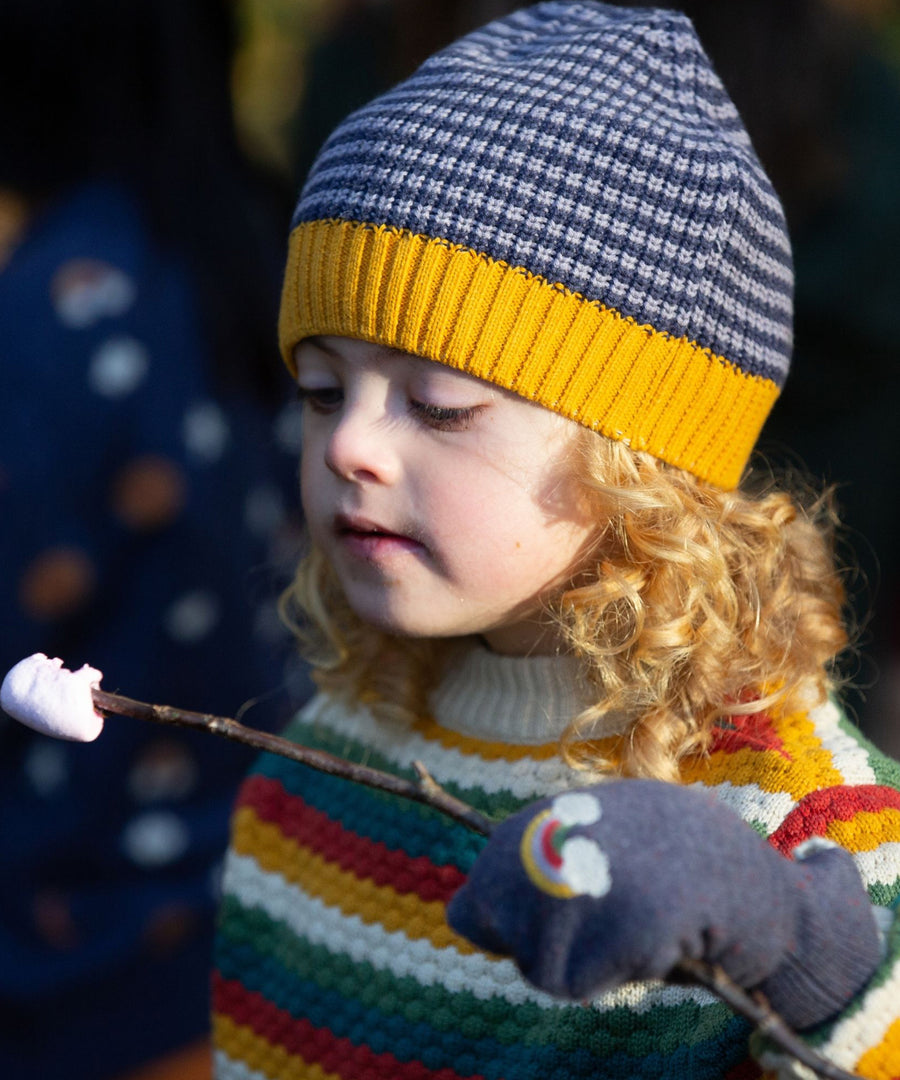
[216, 894, 739, 1058]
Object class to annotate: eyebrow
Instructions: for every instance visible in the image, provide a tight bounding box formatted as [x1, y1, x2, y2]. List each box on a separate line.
[302, 335, 337, 358]
[303, 335, 410, 364]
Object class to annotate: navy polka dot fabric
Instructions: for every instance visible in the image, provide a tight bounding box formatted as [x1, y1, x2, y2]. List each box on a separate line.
[0, 180, 310, 1079]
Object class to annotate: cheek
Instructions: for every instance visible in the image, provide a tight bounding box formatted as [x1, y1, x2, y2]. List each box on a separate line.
[430, 473, 526, 540]
[433, 478, 582, 576]
[460, 465, 595, 586]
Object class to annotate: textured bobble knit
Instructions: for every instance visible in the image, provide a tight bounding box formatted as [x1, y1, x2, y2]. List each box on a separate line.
[212, 647, 900, 1080]
[279, 1, 793, 488]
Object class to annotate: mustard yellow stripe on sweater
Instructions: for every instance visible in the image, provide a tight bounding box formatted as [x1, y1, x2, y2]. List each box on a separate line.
[411, 715, 628, 767]
[230, 806, 476, 954]
[411, 715, 563, 761]
[855, 1015, 900, 1079]
[214, 1013, 339, 1080]
[279, 219, 779, 489]
[412, 716, 626, 765]
[826, 810, 900, 853]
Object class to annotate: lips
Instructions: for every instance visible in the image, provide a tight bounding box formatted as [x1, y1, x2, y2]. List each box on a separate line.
[335, 513, 406, 540]
[333, 512, 426, 559]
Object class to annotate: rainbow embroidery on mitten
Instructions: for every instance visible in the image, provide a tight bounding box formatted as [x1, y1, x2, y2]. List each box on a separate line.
[520, 792, 611, 899]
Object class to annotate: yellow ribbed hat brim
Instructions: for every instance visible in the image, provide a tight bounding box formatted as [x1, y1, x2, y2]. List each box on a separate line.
[279, 219, 779, 489]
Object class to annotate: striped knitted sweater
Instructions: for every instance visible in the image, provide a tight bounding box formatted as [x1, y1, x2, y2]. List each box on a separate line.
[213, 646, 900, 1080]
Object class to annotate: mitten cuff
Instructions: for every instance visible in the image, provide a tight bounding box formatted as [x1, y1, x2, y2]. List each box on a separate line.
[759, 840, 884, 1030]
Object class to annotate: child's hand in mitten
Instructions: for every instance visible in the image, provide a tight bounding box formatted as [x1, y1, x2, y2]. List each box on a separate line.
[447, 780, 884, 1029]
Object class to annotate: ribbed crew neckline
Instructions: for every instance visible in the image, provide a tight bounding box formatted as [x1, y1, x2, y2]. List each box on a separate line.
[428, 643, 603, 745]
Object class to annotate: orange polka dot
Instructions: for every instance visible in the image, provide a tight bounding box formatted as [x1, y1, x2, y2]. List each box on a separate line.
[0, 190, 30, 272]
[33, 890, 79, 949]
[141, 903, 197, 956]
[110, 455, 186, 530]
[19, 546, 96, 620]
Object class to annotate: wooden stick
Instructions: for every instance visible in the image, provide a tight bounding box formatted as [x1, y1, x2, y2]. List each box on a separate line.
[91, 686, 859, 1080]
[91, 689, 493, 836]
[675, 959, 860, 1080]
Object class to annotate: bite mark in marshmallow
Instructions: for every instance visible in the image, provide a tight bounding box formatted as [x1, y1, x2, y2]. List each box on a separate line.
[1, 654, 105, 741]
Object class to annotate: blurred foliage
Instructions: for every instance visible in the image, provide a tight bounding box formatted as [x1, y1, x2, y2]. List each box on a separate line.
[231, 0, 332, 178]
[827, 0, 900, 66]
[229, 0, 900, 183]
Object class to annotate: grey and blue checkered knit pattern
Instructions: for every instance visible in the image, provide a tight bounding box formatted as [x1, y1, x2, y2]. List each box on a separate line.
[295, 1, 793, 386]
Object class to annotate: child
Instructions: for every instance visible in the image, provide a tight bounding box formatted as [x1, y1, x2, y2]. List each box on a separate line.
[212, 4, 900, 1078]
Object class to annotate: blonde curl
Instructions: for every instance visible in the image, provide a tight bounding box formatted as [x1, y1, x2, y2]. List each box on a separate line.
[557, 433, 849, 779]
[280, 432, 850, 781]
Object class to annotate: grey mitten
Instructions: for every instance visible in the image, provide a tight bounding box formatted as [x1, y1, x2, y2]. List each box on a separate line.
[447, 780, 883, 1029]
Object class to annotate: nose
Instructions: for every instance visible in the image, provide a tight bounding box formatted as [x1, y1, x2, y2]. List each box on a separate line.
[323, 404, 399, 485]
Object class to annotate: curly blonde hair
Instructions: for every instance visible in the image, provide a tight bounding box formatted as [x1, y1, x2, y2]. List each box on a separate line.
[280, 431, 849, 781]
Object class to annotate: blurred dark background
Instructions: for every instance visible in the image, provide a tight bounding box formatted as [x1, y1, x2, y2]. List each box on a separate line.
[0, 2, 309, 1078]
[0, 1, 897, 1077]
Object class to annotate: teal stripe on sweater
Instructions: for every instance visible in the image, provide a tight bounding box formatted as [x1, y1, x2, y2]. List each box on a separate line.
[251, 750, 488, 872]
[281, 713, 540, 818]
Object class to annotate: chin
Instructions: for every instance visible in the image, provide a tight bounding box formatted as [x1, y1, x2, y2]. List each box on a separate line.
[345, 602, 429, 639]
[344, 600, 472, 642]
[363, 618, 461, 641]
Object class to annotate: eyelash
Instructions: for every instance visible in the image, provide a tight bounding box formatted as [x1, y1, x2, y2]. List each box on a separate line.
[296, 387, 342, 412]
[296, 388, 479, 432]
[412, 402, 479, 431]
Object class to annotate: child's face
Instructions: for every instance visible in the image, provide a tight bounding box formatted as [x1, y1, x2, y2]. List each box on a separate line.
[295, 336, 598, 655]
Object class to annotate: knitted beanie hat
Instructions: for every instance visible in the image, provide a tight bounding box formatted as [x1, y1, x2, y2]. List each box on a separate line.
[279, 1, 792, 489]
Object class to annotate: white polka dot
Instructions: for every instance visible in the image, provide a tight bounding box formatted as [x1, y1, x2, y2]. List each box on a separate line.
[274, 401, 304, 455]
[164, 589, 221, 643]
[88, 337, 149, 397]
[53, 261, 137, 328]
[183, 402, 229, 462]
[553, 791, 602, 826]
[561, 836, 612, 898]
[23, 743, 68, 797]
[244, 484, 286, 536]
[121, 811, 189, 867]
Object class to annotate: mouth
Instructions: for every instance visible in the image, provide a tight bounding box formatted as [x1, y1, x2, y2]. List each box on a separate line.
[335, 513, 406, 539]
[333, 513, 426, 558]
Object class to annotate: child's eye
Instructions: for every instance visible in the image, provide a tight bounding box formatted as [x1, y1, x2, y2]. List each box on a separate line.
[411, 401, 480, 431]
[297, 386, 343, 414]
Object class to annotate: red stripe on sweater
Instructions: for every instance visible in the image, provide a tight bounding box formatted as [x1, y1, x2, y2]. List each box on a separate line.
[710, 711, 790, 760]
[213, 971, 485, 1080]
[769, 784, 900, 855]
[236, 774, 467, 903]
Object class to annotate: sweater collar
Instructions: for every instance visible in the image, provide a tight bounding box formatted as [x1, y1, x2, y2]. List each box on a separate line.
[428, 642, 602, 745]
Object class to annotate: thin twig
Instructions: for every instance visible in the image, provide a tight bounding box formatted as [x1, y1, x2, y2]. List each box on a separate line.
[91, 689, 493, 835]
[91, 686, 859, 1080]
[675, 958, 859, 1080]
